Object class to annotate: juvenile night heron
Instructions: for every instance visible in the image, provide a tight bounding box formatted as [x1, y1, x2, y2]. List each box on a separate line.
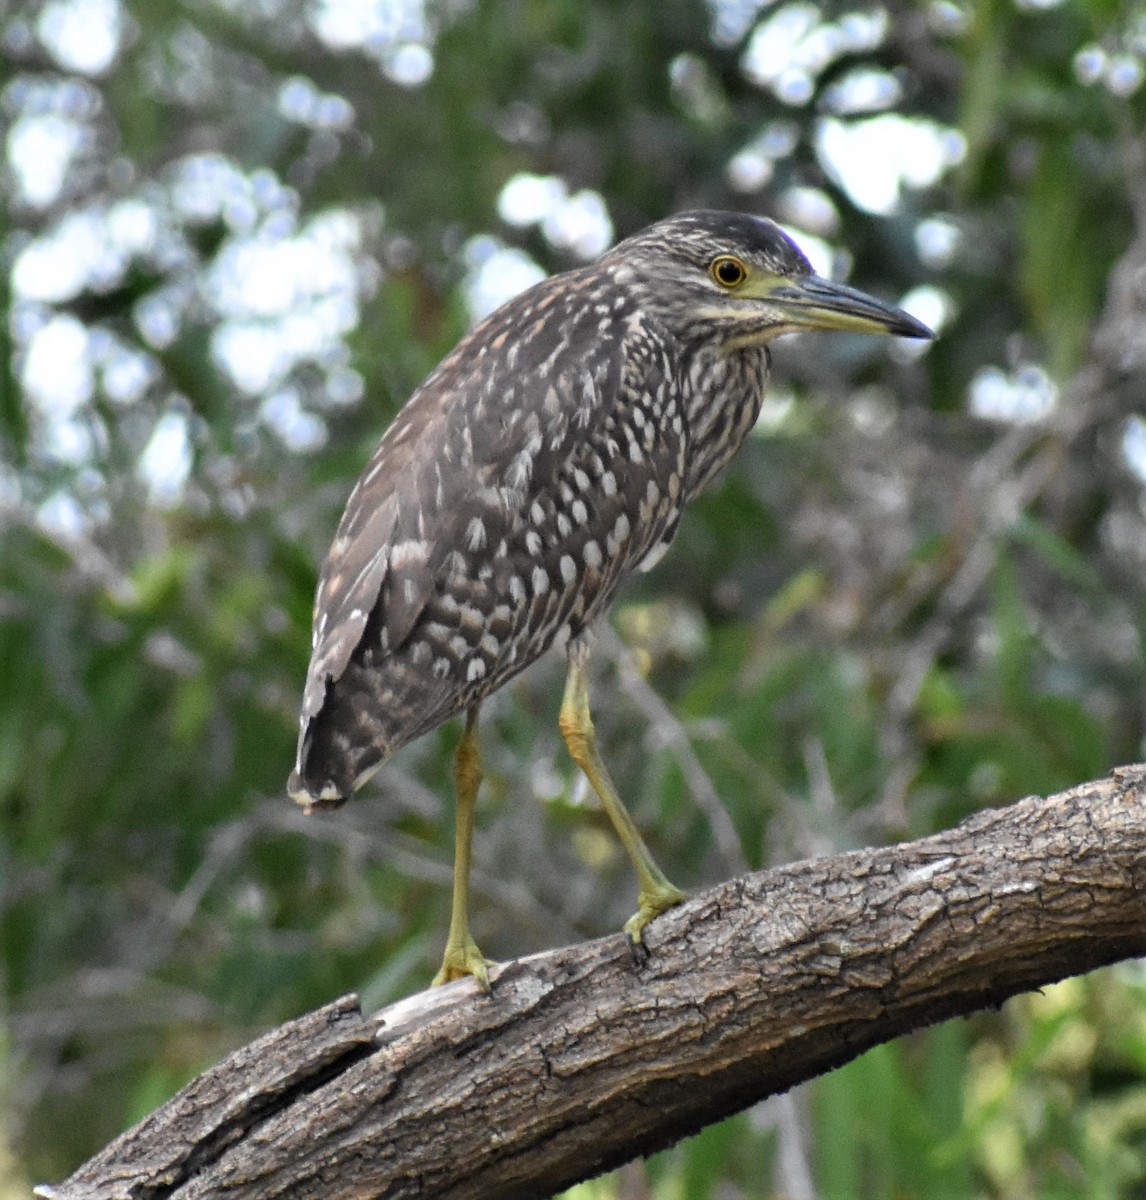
[289, 209, 932, 989]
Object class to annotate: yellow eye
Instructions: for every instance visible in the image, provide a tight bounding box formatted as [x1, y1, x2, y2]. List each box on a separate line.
[710, 255, 748, 289]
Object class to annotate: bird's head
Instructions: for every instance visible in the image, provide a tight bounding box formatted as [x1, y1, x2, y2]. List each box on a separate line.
[607, 209, 933, 349]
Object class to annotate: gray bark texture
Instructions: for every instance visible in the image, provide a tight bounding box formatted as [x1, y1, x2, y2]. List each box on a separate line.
[39, 764, 1146, 1200]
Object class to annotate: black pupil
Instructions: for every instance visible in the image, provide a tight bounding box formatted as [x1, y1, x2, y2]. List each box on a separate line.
[717, 259, 742, 285]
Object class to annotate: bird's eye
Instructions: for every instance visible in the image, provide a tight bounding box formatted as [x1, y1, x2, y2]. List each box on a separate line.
[710, 255, 748, 289]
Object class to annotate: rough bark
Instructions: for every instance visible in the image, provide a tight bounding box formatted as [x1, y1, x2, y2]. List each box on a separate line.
[39, 765, 1146, 1200]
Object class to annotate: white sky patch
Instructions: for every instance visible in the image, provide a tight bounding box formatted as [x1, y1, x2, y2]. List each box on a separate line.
[463, 236, 547, 323]
[138, 411, 192, 508]
[12, 200, 165, 307]
[821, 66, 902, 115]
[816, 115, 966, 215]
[777, 186, 839, 236]
[309, 0, 434, 84]
[1121, 415, 1146, 487]
[169, 153, 261, 230]
[544, 190, 613, 259]
[499, 174, 568, 226]
[779, 225, 834, 277]
[753, 385, 797, 433]
[497, 173, 613, 260]
[6, 113, 87, 207]
[210, 324, 291, 396]
[12, 166, 337, 390]
[37, 491, 88, 539]
[20, 315, 97, 465]
[37, 0, 122, 75]
[742, 3, 820, 105]
[277, 77, 355, 130]
[261, 389, 328, 453]
[209, 233, 353, 319]
[22, 315, 93, 417]
[385, 44, 434, 86]
[101, 339, 157, 405]
[726, 121, 799, 192]
[106, 198, 161, 256]
[1104, 55, 1143, 97]
[707, 0, 774, 46]
[727, 147, 774, 192]
[310, 0, 428, 47]
[892, 286, 951, 360]
[204, 210, 364, 395]
[135, 285, 188, 350]
[13, 210, 105, 302]
[915, 215, 961, 268]
[969, 364, 1057, 424]
[1074, 44, 1107, 85]
[742, 4, 888, 106]
[898, 285, 953, 334]
[1073, 43, 1142, 95]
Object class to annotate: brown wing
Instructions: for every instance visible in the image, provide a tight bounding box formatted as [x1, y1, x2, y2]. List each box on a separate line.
[291, 267, 632, 775]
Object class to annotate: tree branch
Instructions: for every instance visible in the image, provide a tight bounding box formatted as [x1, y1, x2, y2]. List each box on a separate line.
[40, 765, 1146, 1200]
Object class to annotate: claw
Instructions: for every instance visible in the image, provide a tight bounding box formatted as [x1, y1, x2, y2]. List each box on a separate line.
[432, 932, 494, 992]
[623, 881, 688, 947]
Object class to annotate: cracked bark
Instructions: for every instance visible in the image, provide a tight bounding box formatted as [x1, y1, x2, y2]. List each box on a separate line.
[40, 765, 1146, 1200]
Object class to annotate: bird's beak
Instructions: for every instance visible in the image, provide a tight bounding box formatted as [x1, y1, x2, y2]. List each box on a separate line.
[763, 274, 934, 340]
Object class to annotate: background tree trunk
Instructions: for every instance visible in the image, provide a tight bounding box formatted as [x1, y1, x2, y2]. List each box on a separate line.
[41, 765, 1146, 1200]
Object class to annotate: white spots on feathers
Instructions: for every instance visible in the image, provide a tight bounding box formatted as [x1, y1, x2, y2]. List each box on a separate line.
[465, 517, 487, 551]
[459, 605, 485, 633]
[466, 658, 487, 683]
[639, 540, 670, 573]
[605, 520, 625, 560]
[491, 603, 512, 628]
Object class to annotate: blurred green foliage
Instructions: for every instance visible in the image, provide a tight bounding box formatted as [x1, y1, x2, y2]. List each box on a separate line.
[3, 0, 1146, 1194]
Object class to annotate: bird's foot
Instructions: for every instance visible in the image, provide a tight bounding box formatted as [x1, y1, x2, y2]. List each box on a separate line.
[622, 880, 687, 949]
[432, 931, 494, 993]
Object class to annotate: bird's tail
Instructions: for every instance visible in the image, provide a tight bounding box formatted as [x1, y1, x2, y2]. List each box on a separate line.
[288, 709, 388, 812]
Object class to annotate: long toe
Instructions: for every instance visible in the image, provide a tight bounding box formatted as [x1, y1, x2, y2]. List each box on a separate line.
[623, 881, 687, 947]
[432, 933, 494, 992]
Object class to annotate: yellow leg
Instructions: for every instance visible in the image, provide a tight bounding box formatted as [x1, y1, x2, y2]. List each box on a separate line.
[559, 644, 686, 947]
[432, 706, 493, 991]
